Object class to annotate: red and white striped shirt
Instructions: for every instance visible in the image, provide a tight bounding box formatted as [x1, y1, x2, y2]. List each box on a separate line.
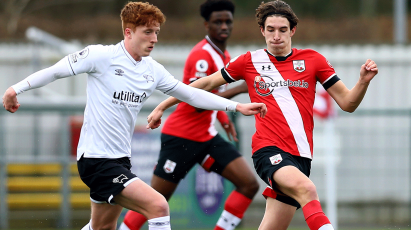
[221, 48, 339, 159]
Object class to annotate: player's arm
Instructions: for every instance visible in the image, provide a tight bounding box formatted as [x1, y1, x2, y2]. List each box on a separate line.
[216, 81, 248, 99]
[214, 82, 247, 141]
[326, 59, 378, 113]
[2, 58, 71, 113]
[147, 72, 266, 129]
[196, 80, 248, 112]
[154, 71, 228, 112]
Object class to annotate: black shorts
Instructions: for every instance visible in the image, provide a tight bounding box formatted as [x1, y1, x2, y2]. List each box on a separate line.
[154, 133, 241, 183]
[77, 154, 139, 204]
[252, 146, 311, 209]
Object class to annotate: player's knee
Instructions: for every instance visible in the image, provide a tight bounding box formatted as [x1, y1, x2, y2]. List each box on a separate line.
[237, 177, 259, 198]
[246, 178, 260, 196]
[149, 197, 170, 217]
[298, 181, 318, 200]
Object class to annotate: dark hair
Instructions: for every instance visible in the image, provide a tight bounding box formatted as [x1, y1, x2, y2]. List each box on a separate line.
[255, 0, 298, 30]
[200, 0, 235, 21]
[120, 2, 166, 34]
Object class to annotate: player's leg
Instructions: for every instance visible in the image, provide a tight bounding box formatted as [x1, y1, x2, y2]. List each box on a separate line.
[78, 155, 171, 230]
[114, 179, 171, 230]
[214, 157, 259, 230]
[82, 202, 123, 230]
[205, 135, 259, 230]
[119, 176, 179, 230]
[120, 134, 198, 230]
[252, 146, 333, 230]
[258, 197, 295, 230]
[272, 166, 334, 230]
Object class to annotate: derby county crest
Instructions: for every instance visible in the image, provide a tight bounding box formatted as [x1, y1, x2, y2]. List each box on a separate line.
[293, 60, 305, 72]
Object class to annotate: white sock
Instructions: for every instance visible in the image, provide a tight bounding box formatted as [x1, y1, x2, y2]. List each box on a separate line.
[81, 219, 93, 230]
[118, 222, 130, 230]
[216, 210, 241, 230]
[319, 224, 335, 230]
[148, 216, 171, 230]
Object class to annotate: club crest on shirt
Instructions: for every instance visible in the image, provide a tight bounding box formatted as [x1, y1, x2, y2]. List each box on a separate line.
[163, 159, 176, 173]
[293, 60, 305, 72]
[269, 154, 283, 165]
[143, 74, 154, 83]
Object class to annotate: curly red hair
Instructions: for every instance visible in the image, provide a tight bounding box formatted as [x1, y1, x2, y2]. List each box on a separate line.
[120, 2, 166, 34]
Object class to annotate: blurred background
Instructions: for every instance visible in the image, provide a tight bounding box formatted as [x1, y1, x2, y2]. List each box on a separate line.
[0, 0, 410, 229]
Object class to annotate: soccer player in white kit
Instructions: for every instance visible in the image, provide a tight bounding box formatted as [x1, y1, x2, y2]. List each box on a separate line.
[2, 2, 267, 230]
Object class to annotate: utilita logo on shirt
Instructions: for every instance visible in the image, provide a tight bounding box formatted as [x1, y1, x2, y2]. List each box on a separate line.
[112, 91, 147, 108]
[253, 75, 309, 96]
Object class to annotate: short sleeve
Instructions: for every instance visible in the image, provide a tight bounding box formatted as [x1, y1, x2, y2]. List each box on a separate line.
[314, 52, 339, 90]
[66, 45, 110, 76]
[221, 53, 247, 83]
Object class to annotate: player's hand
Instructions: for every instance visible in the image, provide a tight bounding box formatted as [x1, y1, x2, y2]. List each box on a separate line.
[2, 87, 20, 113]
[146, 108, 164, 129]
[221, 120, 238, 142]
[359, 59, 378, 84]
[236, 102, 267, 118]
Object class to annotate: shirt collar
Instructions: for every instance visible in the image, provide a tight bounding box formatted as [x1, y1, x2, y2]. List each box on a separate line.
[265, 49, 293, 61]
[205, 35, 226, 59]
[120, 40, 139, 66]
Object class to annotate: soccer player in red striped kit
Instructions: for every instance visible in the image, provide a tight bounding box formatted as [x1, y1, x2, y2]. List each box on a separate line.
[146, 1, 379, 230]
[120, 1, 259, 230]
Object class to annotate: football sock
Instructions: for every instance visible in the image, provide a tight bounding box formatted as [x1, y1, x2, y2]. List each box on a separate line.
[80, 220, 93, 230]
[148, 216, 171, 230]
[120, 210, 147, 230]
[302, 200, 334, 230]
[215, 190, 252, 230]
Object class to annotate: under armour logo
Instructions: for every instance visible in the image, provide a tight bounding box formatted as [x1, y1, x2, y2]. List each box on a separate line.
[262, 65, 271, 70]
[115, 69, 124, 76]
[113, 174, 128, 183]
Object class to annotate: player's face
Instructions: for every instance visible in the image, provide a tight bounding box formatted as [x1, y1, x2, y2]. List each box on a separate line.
[261, 16, 296, 56]
[127, 22, 160, 61]
[205, 10, 233, 43]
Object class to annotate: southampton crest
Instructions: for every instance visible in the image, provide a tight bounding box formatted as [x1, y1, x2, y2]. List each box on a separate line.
[293, 60, 305, 72]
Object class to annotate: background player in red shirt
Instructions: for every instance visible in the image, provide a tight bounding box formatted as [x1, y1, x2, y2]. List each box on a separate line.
[146, 1, 379, 230]
[120, 1, 259, 230]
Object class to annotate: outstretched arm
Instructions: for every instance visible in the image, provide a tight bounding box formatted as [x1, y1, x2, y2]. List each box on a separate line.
[195, 80, 248, 112]
[147, 72, 266, 129]
[327, 59, 378, 113]
[2, 58, 71, 113]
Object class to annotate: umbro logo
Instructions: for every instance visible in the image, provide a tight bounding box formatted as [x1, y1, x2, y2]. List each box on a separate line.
[115, 69, 124, 76]
[262, 65, 271, 70]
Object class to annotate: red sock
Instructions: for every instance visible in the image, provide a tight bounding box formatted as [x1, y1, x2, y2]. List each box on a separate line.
[123, 210, 147, 230]
[302, 200, 333, 230]
[215, 190, 252, 230]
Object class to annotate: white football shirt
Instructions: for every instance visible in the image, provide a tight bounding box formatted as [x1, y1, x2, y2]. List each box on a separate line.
[65, 41, 180, 160]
